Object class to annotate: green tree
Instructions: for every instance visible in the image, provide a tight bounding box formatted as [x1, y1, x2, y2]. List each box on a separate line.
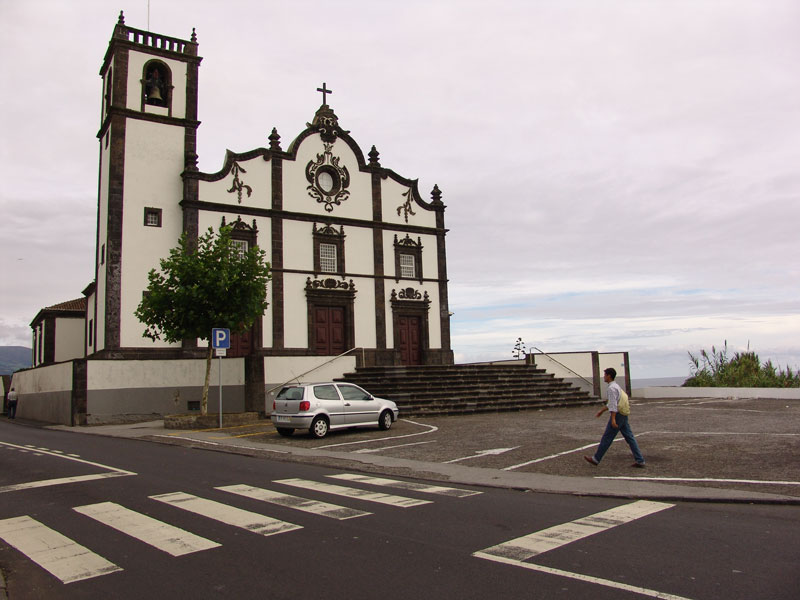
[135, 226, 271, 414]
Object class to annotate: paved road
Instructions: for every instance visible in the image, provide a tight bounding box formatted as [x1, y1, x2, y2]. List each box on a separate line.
[1, 422, 798, 599]
[142, 396, 800, 500]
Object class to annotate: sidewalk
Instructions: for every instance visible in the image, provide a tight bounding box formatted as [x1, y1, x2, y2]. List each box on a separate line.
[49, 419, 800, 505]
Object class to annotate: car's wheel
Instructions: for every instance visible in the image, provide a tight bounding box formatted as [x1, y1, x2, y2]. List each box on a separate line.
[276, 427, 294, 437]
[378, 410, 393, 431]
[310, 416, 329, 439]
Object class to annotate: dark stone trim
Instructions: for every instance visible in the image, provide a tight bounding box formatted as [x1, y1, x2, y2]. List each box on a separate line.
[101, 29, 201, 77]
[274, 268, 442, 286]
[623, 351, 632, 396]
[390, 294, 430, 364]
[179, 198, 444, 237]
[244, 355, 266, 413]
[270, 157, 284, 349]
[98, 107, 200, 139]
[105, 111, 126, 351]
[44, 316, 56, 365]
[591, 352, 601, 398]
[312, 224, 346, 275]
[72, 359, 88, 426]
[305, 285, 357, 355]
[184, 149, 272, 183]
[436, 227, 452, 352]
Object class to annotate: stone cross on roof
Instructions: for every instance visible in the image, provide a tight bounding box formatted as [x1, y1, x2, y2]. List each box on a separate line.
[316, 82, 332, 105]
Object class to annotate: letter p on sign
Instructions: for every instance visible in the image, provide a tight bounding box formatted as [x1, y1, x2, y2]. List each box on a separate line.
[212, 328, 230, 353]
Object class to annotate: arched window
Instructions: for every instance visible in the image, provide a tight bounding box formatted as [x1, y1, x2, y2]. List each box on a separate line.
[141, 60, 171, 109]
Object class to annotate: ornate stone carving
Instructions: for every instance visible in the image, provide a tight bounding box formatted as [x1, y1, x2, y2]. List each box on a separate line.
[306, 143, 350, 212]
[397, 187, 417, 223]
[227, 161, 252, 204]
[306, 277, 356, 292]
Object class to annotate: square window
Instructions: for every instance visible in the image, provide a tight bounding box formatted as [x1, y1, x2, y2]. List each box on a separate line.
[400, 254, 415, 278]
[320, 243, 337, 273]
[144, 208, 162, 227]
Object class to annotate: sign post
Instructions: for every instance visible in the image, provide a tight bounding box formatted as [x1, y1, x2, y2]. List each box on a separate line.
[211, 328, 230, 428]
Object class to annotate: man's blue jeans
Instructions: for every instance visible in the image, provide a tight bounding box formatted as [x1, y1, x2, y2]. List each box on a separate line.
[593, 414, 645, 465]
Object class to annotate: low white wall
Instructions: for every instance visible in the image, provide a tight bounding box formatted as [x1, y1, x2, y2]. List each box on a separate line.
[10, 363, 73, 424]
[87, 358, 246, 423]
[634, 386, 800, 400]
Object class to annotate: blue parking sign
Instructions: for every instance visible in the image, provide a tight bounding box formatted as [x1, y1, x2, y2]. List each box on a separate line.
[212, 328, 230, 349]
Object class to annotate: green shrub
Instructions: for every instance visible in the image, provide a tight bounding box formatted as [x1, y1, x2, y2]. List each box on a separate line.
[683, 341, 800, 388]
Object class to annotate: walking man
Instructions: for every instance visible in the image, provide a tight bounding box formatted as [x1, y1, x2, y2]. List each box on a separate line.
[7, 387, 18, 419]
[584, 368, 645, 467]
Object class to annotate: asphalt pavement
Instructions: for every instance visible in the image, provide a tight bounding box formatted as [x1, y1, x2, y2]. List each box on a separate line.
[35, 394, 800, 505]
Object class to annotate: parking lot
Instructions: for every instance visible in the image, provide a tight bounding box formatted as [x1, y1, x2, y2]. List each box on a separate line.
[171, 395, 800, 498]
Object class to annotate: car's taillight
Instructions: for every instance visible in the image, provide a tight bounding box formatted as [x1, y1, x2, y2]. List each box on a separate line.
[272, 400, 276, 411]
[299, 400, 310, 411]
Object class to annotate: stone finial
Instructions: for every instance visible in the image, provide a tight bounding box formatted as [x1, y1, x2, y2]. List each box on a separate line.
[118, 11, 125, 24]
[269, 127, 282, 151]
[184, 151, 199, 171]
[431, 184, 442, 204]
[368, 145, 381, 167]
[191, 28, 197, 43]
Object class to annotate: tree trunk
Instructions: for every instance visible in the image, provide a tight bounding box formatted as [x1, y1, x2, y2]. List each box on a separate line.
[201, 344, 213, 415]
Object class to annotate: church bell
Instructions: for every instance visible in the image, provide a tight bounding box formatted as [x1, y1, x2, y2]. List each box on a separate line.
[148, 86, 163, 101]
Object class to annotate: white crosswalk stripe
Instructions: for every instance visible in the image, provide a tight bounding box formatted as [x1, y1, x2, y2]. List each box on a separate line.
[327, 473, 482, 497]
[474, 500, 673, 562]
[150, 491, 303, 537]
[216, 484, 371, 520]
[273, 478, 433, 507]
[0, 516, 122, 584]
[73, 502, 221, 556]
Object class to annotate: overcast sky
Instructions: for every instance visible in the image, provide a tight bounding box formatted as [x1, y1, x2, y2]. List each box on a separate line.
[1, 1, 798, 379]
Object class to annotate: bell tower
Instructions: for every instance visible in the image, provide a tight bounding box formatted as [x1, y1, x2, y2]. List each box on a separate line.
[92, 12, 202, 355]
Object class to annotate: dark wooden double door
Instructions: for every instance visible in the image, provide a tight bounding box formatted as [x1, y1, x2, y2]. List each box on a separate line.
[314, 307, 422, 366]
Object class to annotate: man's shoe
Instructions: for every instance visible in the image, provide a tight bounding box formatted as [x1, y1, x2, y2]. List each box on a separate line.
[632, 462, 646, 468]
[584, 456, 598, 466]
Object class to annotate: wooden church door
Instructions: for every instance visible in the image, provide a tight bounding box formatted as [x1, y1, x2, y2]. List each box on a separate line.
[314, 306, 345, 355]
[397, 315, 422, 365]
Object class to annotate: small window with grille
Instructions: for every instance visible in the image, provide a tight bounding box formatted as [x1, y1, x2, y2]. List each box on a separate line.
[144, 207, 162, 227]
[233, 239, 248, 259]
[399, 254, 415, 278]
[320, 243, 337, 273]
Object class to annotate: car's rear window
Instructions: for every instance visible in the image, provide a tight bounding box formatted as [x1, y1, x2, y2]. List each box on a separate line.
[277, 386, 305, 400]
[313, 385, 340, 400]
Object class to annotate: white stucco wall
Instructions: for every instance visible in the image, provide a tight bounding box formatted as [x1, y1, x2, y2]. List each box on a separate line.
[599, 353, 627, 378]
[283, 272, 310, 348]
[198, 155, 272, 208]
[88, 359, 243, 389]
[11, 363, 73, 424]
[54, 317, 85, 363]
[283, 221, 313, 271]
[96, 130, 111, 352]
[283, 135, 372, 220]
[352, 279, 377, 349]
[381, 177, 437, 228]
[120, 118, 185, 348]
[344, 226, 374, 275]
[126, 50, 188, 118]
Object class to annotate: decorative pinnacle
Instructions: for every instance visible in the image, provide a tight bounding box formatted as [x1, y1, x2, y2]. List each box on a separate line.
[269, 127, 282, 151]
[191, 28, 197, 43]
[118, 11, 125, 24]
[368, 145, 381, 166]
[431, 184, 442, 203]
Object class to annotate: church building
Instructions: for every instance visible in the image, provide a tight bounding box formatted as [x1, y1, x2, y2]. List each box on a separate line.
[19, 13, 454, 423]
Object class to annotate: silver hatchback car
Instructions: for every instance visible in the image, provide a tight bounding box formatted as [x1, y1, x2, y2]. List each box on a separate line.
[271, 382, 399, 439]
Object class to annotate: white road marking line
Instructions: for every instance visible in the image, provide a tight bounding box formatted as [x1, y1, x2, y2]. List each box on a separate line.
[150, 492, 302, 537]
[0, 441, 136, 494]
[0, 516, 122, 584]
[315, 418, 438, 449]
[502, 434, 653, 471]
[0, 472, 135, 494]
[651, 431, 800, 436]
[274, 478, 433, 507]
[444, 447, 519, 464]
[73, 502, 221, 556]
[352, 440, 436, 453]
[328, 474, 482, 497]
[475, 553, 695, 600]
[475, 500, 673, 562]
[216, 484, 371, 520]
[597, 476, 800, 486]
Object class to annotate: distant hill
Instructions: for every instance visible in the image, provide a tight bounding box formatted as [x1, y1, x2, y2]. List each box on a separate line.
[0, 346, 32, 375]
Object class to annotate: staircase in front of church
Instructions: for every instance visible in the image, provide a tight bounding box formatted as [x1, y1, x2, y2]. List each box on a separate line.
[338, 364, 600, 417]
